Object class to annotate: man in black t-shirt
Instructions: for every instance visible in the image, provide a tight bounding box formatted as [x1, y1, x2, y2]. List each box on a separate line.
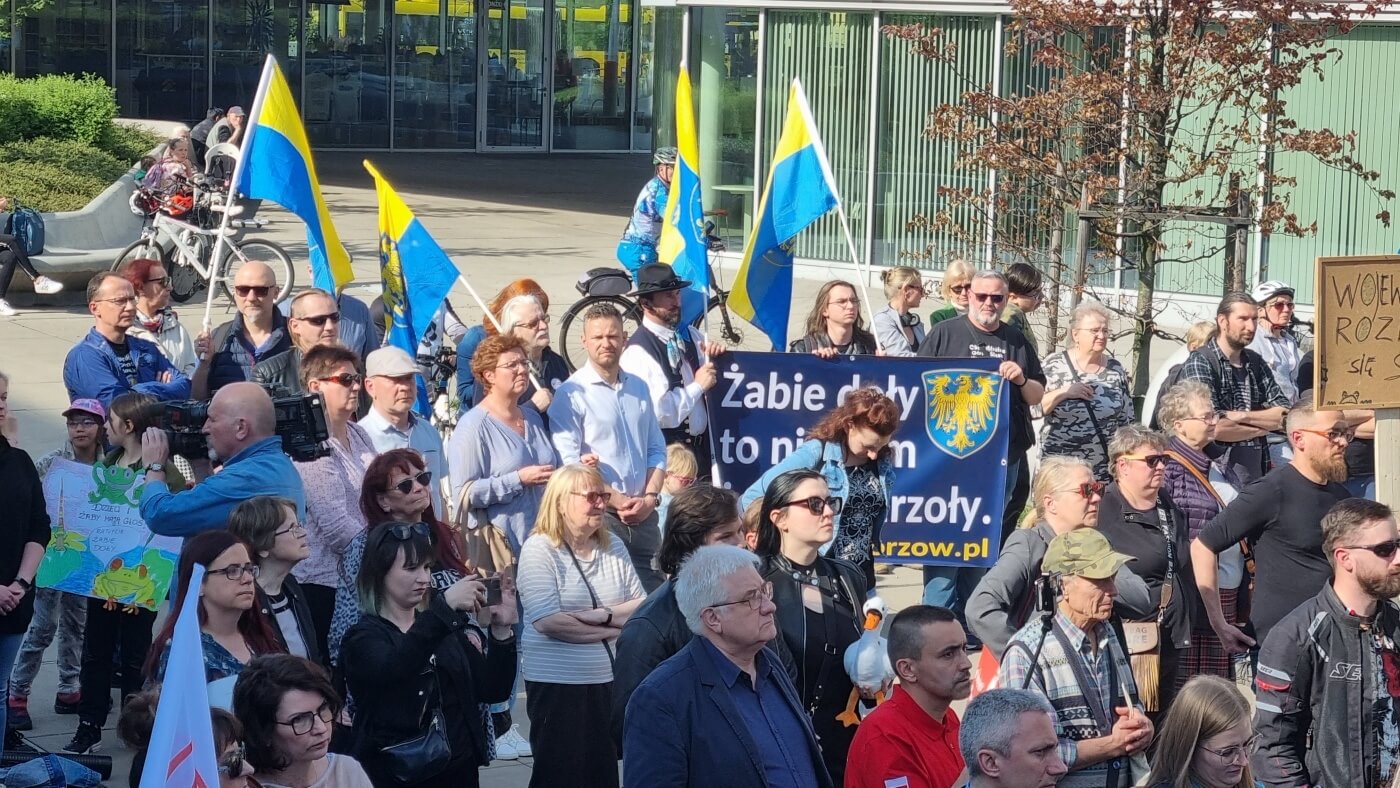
[917, 270, 1046, 636]
[1191, 394, 1352, 649]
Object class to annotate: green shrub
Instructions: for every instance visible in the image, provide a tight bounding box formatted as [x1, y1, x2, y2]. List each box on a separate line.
[0, 138, 132, 212]
[0, 74, 117, 145]
[99, 124, 162, 165]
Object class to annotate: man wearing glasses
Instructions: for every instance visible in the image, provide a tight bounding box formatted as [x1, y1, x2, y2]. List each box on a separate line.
[623, 545, 833, 788]
[63, 271, 191, 409]
[1192, 395, 1352, 652]
[253, 288, 344, 396]
[1253, 497, 1400, 788]
[193, 261, 292, 399]
[1248, 281, 1304, 468]
[917, 270, 1046, 644]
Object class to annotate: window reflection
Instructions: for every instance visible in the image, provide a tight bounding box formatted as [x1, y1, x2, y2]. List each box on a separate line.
[553, 0, 633, 150]
[213, 0, 302, 114]
[394, 0, 477, 148]
[305, 0, 391, 148]
[691, 8, 759, 248]
[17, 0, 110, 81]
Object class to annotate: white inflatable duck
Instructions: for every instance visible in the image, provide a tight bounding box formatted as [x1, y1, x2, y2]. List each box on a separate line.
[838, 596, 893, 726]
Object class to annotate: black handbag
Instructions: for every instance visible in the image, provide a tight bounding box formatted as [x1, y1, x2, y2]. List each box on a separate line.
[376, 659, 452, 785]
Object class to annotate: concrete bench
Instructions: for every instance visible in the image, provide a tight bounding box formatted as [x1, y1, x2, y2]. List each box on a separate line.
[2, 173, 145, 278]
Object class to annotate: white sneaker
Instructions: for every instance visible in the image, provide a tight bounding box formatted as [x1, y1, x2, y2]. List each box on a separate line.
[501, 724, 532, 758]
[0, 299, 15, 317]
[32, 276, 63, 295]
[493, 730, 519, 761]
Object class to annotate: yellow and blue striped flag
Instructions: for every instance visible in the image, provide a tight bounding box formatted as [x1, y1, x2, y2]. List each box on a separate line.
[727, 79, 839, 350]
[235, 56, 352, 293]
[657, 65, 709, 326]
[364, 160, 461, 415]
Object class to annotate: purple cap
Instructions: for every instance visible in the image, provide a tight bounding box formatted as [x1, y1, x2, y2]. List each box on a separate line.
[63, 398, 106, 421]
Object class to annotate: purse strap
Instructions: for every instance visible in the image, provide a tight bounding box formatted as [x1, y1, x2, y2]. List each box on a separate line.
[1163, 450, 1225, 506]
[562, 541, 616, 668]
[1062, 352, 1112, 462]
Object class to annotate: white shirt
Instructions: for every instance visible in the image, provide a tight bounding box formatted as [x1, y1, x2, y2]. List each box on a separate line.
[357, 406, 447, 514]
[619, 316, 709, 435]
[1248, 323, 1302, 403]
[548, 363, 667, 496]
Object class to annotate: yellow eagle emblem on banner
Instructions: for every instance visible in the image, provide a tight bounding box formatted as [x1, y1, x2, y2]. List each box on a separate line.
[923, 370, 1003, 458]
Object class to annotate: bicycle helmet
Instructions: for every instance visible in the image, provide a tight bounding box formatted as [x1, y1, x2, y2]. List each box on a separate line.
[653, 147, 679, 166]
[129, 190, 159, 217]
[1251, 280, 1295, 305]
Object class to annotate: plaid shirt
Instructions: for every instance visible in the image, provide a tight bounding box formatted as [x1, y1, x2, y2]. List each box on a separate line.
[1181, 339, 1289, 448]
[999, 612, 1139, 788]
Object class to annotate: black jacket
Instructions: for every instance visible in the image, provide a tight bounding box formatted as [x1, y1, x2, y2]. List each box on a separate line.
[1254, 583, 1400, 788]
[611, 577, 800, 749]
[1095, 483, 1198, 650]
[341, 595, 516, 781]
[0, 437, 50, 635]
[251, 348, 303, 396]
[254, 576, 322, 666]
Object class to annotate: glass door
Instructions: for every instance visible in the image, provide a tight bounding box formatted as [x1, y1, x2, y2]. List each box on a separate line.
[478, 0, 548, 149]
[393, 0, 477, 148]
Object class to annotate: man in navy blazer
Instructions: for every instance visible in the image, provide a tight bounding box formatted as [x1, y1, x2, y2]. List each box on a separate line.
[623, 545, 834, 788]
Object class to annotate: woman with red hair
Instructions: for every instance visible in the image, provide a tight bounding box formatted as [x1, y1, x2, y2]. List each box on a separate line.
[454, 279, 552, 410]
[121, 257, 198, 376]
[739, 386, 900, 587]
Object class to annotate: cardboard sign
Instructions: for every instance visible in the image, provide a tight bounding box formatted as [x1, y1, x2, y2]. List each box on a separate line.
[1313, 254, 1400, 410]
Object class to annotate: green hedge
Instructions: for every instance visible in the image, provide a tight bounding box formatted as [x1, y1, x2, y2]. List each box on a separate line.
[0, 138, 133, 212]
[0, 74, 119, 146]
[99, 124, 163, 164]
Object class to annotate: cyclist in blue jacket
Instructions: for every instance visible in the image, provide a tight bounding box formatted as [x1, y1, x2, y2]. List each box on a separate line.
[617, 147, 678, 278]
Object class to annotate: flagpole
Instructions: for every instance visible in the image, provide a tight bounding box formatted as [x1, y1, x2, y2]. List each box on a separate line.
[202, 55, 274, 332]
[834, 202, 879, 331]
[452, 274, 545, 391]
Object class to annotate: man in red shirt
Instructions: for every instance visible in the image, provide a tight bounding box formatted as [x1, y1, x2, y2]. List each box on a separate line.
[846, 605, 972, 788]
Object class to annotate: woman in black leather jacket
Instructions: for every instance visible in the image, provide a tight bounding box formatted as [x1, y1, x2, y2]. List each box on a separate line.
[755, 469, 868, 785]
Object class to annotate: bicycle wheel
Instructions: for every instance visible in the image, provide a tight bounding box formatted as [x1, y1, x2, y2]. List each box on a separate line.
[558, 295, 642, 372]
[218, 239, 295, 304]
[110, 236, 167, 272]
[692, 293, 760, 352]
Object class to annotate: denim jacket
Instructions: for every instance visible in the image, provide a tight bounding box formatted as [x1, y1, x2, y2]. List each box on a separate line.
[739, 438, 895, 553]
[62, 328, 191, 408]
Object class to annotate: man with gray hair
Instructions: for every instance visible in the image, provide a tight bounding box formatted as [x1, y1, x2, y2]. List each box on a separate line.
[622, 544, 832, 788]
[960, 688, 1068, 788]
[918, 269, 1046, 640]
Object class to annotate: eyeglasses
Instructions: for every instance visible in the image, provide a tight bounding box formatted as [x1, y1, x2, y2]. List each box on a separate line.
[972, 292, 1007, 304]
[950, 283, 971, 295]
[572, 490, 610, 506]
[669, 474, 695, 488]
[830, 297, 861, 307]
[1201, 735, 1258, 763]
[512, 314, 552, 329]
[66, 418, 100, 428]
[1267, 301, 1295, 311]
[276, 704, 335, 736]
[392, 470, 432, 495]
[1074, 327, 1110, 336]
[274, 522, 306, 538]
[374, 521, 433, 549]
[146, 276, 171, 289]
[709, 581, 775, 612]
[780, 496, 844, 515]
[1296, 427, 1354, 444]
[1181, 413, 1220, 424]
[1120, 454, 1168, 469]
[206, 562, 259, 581]
[495, 359, 529, 372]
[95, 295, 138, 306]
[316, 372, 363, 388]
[218, 743, 246, 777]
[233, 285, 272, 298]
[1061, 481, 1106, 500]
[299, 312, 341, 327]
[1343, 538, 1400, 560]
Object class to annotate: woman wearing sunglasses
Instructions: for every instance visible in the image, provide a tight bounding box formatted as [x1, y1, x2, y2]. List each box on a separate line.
[227, 497, 319, 665]
[1097, 424, 1198, 718]
[145, 531, 284, 688]
[121, 257, 199, 376]
[1158, 380, 1246, 685]
[927, 258, 975, 327]
[234, 655, 372, 788]
[119, 690, 261, 788]
[1143, 675, 1259, 788]
[342, 521, 516, 787]
[740, 387, 898, 589]
[966, 456, 1151, 658]
[756, 469, 868, 786]
[872, 266, 926, 356]
[292, 344, 377, 661]
[516, 464, 646, 788]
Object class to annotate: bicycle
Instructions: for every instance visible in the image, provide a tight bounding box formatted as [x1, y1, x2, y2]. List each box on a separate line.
[557, 223, 752, 371]
[112, 175, 295, 305]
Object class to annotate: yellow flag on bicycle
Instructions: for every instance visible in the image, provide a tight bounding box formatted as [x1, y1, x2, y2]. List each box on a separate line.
[656, 64, 709, 326]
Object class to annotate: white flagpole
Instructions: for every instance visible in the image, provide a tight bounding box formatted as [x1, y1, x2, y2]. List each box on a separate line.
[202, 55, 274, 332]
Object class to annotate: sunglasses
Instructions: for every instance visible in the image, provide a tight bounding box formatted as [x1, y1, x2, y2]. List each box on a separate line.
[233, 284, 272, 298]
[1295, 427, 1354, 443]
[146, 276, 171, 289]
[299, 312, 341, 327]
[374, 521, 433, 549]
[316, 372, 363, 388]
[1344, 538, 1400, 560]
[950, 283, 971, 294]
[1121, 453, 1168, 469]
[392, 470, 432, 495]
[572, 490, 610, 506]
[780, 496, 844, 515]
[1062, 481, 1106, 499]
[972, 292, 1007, 304]
[219, 743, 246, 777]
[206, 562, 259, 582]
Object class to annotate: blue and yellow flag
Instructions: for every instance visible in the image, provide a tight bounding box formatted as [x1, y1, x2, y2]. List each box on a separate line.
[235, 56, 352, 293]
[364, 160, 460, 415]
[727, 79, 840, 350]
[656, 65, 709, 327]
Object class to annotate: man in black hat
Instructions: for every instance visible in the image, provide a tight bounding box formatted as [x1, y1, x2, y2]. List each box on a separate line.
[620, 263, 725, 477]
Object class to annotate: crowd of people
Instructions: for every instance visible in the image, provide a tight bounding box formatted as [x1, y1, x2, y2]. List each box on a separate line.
[0, 241, 1388, 788]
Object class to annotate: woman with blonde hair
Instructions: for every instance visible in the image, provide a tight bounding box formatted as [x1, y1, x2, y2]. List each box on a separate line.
[515, 464, 646, 787]
[789, 280, 877, 357]
[1144, 675, 1258, 788]
[873, 266, 926, 356]
[928, 258, 975, 326]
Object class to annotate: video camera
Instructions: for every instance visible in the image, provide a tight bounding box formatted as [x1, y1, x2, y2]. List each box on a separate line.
[162, 389, 331, 462]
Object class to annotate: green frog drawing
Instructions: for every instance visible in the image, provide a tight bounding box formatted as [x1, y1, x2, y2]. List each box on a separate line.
[88, 465, 143, 507]
[92, 558, 157, 613]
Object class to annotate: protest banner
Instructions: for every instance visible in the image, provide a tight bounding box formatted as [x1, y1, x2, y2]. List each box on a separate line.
[1313, 254, 1400, 409]
[708, 351, 1009, 567]
[36, 458, 181, 612]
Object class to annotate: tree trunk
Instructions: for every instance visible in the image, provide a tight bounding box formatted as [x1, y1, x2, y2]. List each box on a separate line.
[1131, 229, 1159, 416]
